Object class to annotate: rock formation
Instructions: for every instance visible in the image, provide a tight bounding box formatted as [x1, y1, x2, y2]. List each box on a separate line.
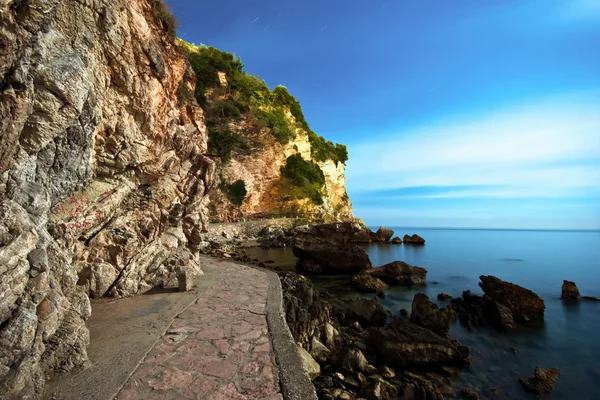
[519, 367, 560, 395]
[365, 261, 427, 285]
[0, 1, 215, 397]
[561, 280, 581, 300]
[351, 273, 388, 295]
[375, 226, 394, 242]
[403, 234, 426, 244]
[410, 293, 456, 336]
[479, 275, 545, 323]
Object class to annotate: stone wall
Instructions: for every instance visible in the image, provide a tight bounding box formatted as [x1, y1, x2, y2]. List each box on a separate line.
[0, 1, 213, 398]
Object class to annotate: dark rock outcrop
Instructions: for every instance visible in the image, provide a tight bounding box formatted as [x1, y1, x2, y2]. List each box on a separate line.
[450, 290, 514, 329]
[403, 234, 425, 244]
[375, 226, 394, 242]
[410, 293, 456, 336]
[365, 261, 427, 285]
[518, 367, 560, 395]
[561, 280, 580, 300]
[391, 236, 402, 244]
[437, 293, 452, 301]
[370, 318, 470, 367]
[461, 387, 481, 400]
[479, 276, 545, 323]
[335, 299, 387, 328]
[293, 238, 372, 273]
[351, 274, 388, 295]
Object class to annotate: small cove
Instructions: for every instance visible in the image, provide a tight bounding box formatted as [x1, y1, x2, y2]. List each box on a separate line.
[246, 228, 600, 399]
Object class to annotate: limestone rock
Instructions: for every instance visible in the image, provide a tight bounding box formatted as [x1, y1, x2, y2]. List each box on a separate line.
[518, 367, 560, 395]
[370, 318, 470, 367]
[351, 274, 388, 294]
[479, 276, 545, 323]
[561, 280, 580, 301]
[293, 238, 371, 274]
[365, 261, 427, 285]
[330, 347, 369, 373]
[298, 346, 321, 380]
[410, 293, 456, 336]
[403, 234, 425, 244]
[375, 226, 394, 242]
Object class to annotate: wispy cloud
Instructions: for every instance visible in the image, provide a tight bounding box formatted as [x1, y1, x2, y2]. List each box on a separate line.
[347, 91, 600, 202]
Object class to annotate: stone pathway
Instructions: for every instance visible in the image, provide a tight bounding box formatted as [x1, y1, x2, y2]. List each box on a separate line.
[115, 257, 282, 400]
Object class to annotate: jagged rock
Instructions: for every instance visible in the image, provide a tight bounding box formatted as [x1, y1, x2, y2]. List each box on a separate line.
[336, 299, 387, 328]
[351, 274, 388, 294]
[410, 293, 456, 336]
[437, 293, 452, 301]
[178, 270, 194, 292]
[518, 367, 560, 395]
[280, 272, 339, 352]
[450, 291, 514, 329]
[378, 366, 395, 379]
[391, 236, 402, 244]
[397, 371, 444, 400]
[461, 387, 480, 400]
[561, 280, 581, 300]
[403, 234, 425, 244]
[298, 346, 321, 380]
[582, 296, 600, 301]
[365, 261, 427, 285]
[330, 347, 369, 373]
[375, 226, 394, 242]
[361, 378, 398, 400]
[310, 337, 331, 363]
[479, 276, 545, 323]
[293, 237, 371, 274]
[370, 318, 470, 367]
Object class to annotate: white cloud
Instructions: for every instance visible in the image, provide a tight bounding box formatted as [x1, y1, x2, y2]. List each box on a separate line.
[347, 91, 600, 199]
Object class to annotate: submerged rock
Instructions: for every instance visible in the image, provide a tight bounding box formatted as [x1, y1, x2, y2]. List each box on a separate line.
[561, 280, 581, 301]
[582, 296, 600, 302]
[437, 293, 452, 301]
[375, 226, 394, 242]
[351, 273, 388, 294]
[518, 367, 560, 395]
[479, 275, 545, 323]
[365, 261, 427, 285]
[403, 234, 426, 244]
[410, 293, 456, 336]
[461, 387, 481, 400]
[370, 318, 470, 367]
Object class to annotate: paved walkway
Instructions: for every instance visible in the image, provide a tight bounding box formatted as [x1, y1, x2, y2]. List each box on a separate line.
[115, 257, 282, 400]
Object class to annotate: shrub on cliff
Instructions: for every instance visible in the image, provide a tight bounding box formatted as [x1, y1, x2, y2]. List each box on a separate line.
[219, 179, 247, 206]
[149, 0, 178, 36]
[208, 126, 246, 162]
[257, 108, 295, 144]
[280, 154, 325, 205]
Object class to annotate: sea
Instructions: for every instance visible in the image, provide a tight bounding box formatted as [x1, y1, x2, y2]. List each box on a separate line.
[246, 228, 600, 399]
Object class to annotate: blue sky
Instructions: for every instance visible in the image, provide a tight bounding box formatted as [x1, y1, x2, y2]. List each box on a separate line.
[166, 0, 600, 229]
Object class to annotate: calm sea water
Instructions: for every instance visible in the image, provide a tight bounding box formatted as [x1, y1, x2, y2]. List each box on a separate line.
[246, 228, 600, 399]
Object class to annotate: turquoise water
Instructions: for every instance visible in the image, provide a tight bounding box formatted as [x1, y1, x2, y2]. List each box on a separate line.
[246, 228, 600, 399]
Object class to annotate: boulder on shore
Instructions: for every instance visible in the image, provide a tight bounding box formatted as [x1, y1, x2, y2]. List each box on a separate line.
[561, 280, 581, 301]
[403, 234, 425, 244]
[351, 273, 388, 294]
[336, 298, 387, 328]
[370, 318, 470, 367]
[294, 221, 372, 245]
[410, 293, 456, 336]
[518, 367, 560, 395]
[375, 226, 394, 242]
[391, 236, 402, 244]
[478, 275, 545, 323]
[365, 261, 427, 285]
[293, 238, 372, 274]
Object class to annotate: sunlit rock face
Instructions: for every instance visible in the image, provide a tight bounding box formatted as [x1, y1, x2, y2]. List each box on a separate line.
[0, 1, 214, 397]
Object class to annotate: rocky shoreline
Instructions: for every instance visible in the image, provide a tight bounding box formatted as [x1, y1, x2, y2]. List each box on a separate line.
[199, 220, 585, 399]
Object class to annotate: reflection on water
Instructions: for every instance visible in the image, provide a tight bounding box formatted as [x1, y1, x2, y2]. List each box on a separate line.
[247, 228, 600, 399]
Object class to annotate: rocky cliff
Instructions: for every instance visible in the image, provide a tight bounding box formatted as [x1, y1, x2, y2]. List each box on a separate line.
[180, 42, 353, 223]
[0, 1, 214, 397]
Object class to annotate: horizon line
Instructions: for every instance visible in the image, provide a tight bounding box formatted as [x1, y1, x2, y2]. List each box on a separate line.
[365, 225, 600, 233]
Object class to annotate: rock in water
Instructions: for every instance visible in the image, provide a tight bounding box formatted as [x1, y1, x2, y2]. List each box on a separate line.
[410, 293, 456, 336]
[561, 280, 581, 301]
[403, 234, 426, 244]
[375, 226, 394, 242]
[365, 261, 427, 285]
[461, 387, 480, 400]
[582, 296, 600, 302]
[293, 238, 372, 274]
[370, 318, 470, 367]
[351, 273, 388, 294]
[437, 293, 452, 301]
[391, 236, 402, 244]
[478, 276, 545, 323]
[519, 367, 560, 395]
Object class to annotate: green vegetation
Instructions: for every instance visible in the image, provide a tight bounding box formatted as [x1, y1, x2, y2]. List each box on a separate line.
[149, 0, 178, 36]
[207, 126, 247, 162]
[177, 81, 194, 106]
[178, 40, 349, 165]
[219, 179, 247, 207]
[280, 154, 325, 205]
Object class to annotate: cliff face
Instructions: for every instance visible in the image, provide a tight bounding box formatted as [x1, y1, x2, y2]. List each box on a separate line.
[0, 1, 214, 397]
[181, 43, 353, 223]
